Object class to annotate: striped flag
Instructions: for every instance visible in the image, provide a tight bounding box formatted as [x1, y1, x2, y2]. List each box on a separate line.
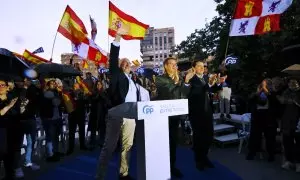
[57, 5, 88, 45]
[108, 1, 149, 40]
[75, 76, 91, 95]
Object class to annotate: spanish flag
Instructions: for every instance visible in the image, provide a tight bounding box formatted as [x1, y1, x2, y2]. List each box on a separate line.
[23, 50, 49, 65]
[57, 88, 76, 113]
[75, 76, 91, 95]
[58, 5, 88, 45]
[82, 59, 89, 69]
[63, 91, 76, 113]
[108, 1, 149, 40]
[132, 59, 141, 67]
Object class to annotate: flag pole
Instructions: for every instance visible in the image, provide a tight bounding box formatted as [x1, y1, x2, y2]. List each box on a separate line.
[50, 31, 58, 62]
[107, 0, 111, 53]
[223, 0, 239, 60]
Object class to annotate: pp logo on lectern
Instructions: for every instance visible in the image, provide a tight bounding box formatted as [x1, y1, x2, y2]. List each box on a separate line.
[143, 105, 154, 114]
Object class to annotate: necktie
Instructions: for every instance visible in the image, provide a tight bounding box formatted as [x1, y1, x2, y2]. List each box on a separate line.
[135, 83, 141, 101]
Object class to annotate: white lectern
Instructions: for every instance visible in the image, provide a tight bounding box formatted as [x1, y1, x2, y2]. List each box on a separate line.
[109, 99, 188, 180]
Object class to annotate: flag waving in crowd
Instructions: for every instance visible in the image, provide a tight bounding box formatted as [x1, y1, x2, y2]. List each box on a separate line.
[56, 5, 108, 65]
[57, 5, 89, 45]
[229, 0, 293, 36]
[23, 50, 49, 65]
[32, 47, 44, 54]
[108, 1, 149, 40]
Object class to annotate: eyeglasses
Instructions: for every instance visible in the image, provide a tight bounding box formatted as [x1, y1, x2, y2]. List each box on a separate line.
[0, 84, 6, 88]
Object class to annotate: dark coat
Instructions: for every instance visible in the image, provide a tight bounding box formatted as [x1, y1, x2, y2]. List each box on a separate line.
[39, 89, 63, 119]
[0, 97, 22, 154]
[108, 43, 140, 107]
[155, 74, 190, 100]
[108, 44, 129, 107]
[248, 92, 280, 128]
[88, 89, 110, 131]
[188, 75, 221, 127]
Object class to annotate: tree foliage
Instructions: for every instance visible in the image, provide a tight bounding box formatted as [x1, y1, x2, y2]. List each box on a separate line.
[173, 0, 300, 97]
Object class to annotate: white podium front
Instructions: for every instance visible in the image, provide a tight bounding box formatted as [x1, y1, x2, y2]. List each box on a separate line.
[108, 99, 188, 180]
[136, 99, 188, 180]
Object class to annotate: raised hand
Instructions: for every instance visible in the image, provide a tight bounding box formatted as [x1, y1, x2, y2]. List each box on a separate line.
[185, 68, 195, 83]
[116, 23, 130, 36]
[8, 98, 18, 108]
[209, 74, 218, 85]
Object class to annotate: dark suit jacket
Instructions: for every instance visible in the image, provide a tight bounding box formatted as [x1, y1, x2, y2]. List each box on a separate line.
[155, 74, 190, 100]
[108, 43, 140, 107]
[188, 75, 221, 122]
[39, 90, 63, 119]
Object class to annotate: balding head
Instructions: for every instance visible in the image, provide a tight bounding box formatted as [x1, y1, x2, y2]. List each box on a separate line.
[119, 58, 131, 74]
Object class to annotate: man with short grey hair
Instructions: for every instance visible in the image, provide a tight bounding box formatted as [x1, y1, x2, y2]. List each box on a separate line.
[96, 27, 139, 180]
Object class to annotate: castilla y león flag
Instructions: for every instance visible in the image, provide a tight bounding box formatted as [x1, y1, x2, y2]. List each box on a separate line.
[57, 5, 88, 45]
[72, 38, 108, 64]
[229, 0, 293, 36]
[108, 1, 149, 40]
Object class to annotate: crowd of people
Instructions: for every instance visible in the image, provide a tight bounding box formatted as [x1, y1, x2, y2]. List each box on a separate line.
[0, 28, 299, 180]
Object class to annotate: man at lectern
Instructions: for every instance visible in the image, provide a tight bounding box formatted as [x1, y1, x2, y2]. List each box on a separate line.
[96, 26, 139, 180]
[155, 58, 194, 178]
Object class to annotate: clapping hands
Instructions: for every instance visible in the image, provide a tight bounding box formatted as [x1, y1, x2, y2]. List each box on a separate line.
[185, 68, 195, 83]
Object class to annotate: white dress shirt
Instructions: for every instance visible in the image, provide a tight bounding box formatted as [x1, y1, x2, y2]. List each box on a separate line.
[112, 41, 137, 102]
[125, 73, 137, 102]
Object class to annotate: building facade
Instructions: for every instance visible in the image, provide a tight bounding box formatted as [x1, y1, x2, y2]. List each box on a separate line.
[61, 53, 99, 78]
[140, 27, 175, 69]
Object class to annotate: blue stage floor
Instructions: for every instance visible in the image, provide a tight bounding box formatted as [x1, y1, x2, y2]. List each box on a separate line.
[38, 147, 242, 180]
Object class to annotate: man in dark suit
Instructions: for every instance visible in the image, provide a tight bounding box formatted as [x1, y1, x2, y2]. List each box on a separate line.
[96, 27, 140, 180]
[155, 57, 194, 178]
[188, 60, 221, 171]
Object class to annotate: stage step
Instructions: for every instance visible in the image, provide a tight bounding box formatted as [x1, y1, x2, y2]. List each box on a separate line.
[213, 124, 235, 133]
[214, 133, 240, 143]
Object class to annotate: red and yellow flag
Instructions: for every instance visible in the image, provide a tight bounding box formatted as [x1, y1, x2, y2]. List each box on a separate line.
[23, 50, 49, 65]
[132, 59, 141, 67]
[62, 91, 76, 113]
[57, 88, 76, 113]
[82, 60, 89, 69]
[108, 1, 149, 40]
[58, 5, 88, 45]
[75, 76, 91, 95]
[255, 14, 280, 35]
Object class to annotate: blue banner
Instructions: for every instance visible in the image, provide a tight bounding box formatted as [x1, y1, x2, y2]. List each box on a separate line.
[98, 67, 109, 74]
[32, 47, 44, 54]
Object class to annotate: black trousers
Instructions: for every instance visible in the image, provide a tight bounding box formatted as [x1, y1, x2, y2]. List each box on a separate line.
[248, 110, 277, 156]
[89, 113, 106, 145]
[0, 152, 14, 179]
[68, 111, 86, 150]
[282, 131, 300, 163]
[190, 116, 213, 164]
[1, 125, 21, 179]
[169, 116, 180, 169]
